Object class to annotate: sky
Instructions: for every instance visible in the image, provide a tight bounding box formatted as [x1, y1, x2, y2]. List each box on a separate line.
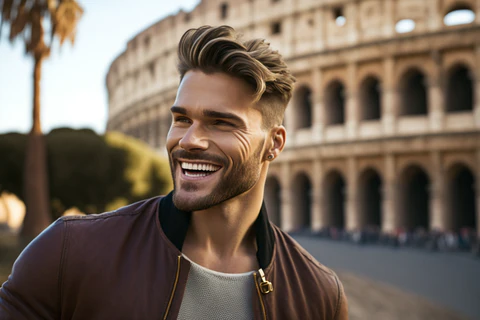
[0, 0, 200, 134]
[0, 3, 474, 135]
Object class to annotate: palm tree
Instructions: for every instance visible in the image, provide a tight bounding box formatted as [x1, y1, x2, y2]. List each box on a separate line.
[0, 0, 83, 240]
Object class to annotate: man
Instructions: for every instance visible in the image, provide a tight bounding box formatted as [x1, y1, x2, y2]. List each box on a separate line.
[0, 25, 348, 319]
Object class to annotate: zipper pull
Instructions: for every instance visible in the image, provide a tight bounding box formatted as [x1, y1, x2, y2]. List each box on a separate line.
[258, 268, 273, 294]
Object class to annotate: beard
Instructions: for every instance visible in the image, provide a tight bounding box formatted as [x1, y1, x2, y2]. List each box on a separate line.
[170, 140, 265, 212]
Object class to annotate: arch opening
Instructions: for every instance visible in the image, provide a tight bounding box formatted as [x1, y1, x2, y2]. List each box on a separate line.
[265, 177, 282, 228]
[325, 80, 346, 125]
[292, 173, 312, 231]
[324, 171, 346, 230]
[358, 169, 383, 228]
[444, 8, 475, 26]
[294, 86, 313, 129]
[360, 76, 382, 121]
[399, 166, 430, 231]
[448, 165, 476, 232]
[396, 19, 416, 33]
[446, 65, 474, 113]
[400, 69, 428, 116]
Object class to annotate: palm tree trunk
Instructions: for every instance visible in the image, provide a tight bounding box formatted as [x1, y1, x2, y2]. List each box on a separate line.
[20, 54, 51, 241]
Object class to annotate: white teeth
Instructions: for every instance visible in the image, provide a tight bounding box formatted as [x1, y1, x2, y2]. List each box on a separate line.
[181, 162, 220, 172]
[185, 171, 207, 177]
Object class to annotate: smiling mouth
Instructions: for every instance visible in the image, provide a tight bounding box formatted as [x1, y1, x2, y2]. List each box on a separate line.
[180, 161, 222, 178]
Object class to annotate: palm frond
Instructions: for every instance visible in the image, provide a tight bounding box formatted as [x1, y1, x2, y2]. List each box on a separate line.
[52, 0, 83, 46]
[8, 0, 28, 42]
[0, 0, 15, 40]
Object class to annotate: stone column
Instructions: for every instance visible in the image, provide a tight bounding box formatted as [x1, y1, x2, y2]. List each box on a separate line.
[141, 110, 149, 143]
[311, 159, 324, 231]
[314, 7, 326, 50]
[428, 57, 445, 132]
[346, 63, 359, 139]
[160, 104, 170, 152]
[382, 154, 397, 233]
[346, 2, 359, 44]
[382, 57, 397, 136]
[280, 162, 293, 232]
[428, 82, 445, 132]
[148, 107, 156, 148]
[430, 151, 447, 231]
[477, 0, 480, 25]
[383, 0, 395, 37]
[283, 15, 294, 57]
[427, 0, 442, 30]
[345, 157, 359, 231]
[312, 67, 325, 142]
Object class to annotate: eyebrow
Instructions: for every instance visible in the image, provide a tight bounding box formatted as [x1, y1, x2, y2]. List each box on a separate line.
[170, 106, 187, 114]
[170, 106, 246, 126]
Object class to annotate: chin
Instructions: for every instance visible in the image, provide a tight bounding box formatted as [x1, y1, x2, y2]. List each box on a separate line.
[172, 191, 215, 212]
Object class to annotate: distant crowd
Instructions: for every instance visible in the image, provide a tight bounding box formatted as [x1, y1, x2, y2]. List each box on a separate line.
[296, 226, 480, 258]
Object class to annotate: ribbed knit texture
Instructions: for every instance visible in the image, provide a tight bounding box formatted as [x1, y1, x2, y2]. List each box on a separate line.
[177, 255, 255, 320]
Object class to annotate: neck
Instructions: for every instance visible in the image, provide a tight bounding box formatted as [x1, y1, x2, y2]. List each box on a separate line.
[182, 168, 268, 273]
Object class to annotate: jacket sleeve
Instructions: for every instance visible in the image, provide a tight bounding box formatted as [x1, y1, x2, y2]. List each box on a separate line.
[334, 275, 349, 320]
[0, 219, 65, 320]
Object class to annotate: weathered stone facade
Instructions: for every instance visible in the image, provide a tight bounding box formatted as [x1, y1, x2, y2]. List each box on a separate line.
[106, 0, 480, 235]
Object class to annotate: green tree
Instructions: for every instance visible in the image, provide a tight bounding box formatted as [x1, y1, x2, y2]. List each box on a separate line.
[0, 133, 27, 197]
[0, 130, 173, 220]
[0, 0, 83, 239]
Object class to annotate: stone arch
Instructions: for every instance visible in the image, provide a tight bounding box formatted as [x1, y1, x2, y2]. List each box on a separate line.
[323, 170, 346, 229]
[293, 84, 313, 129]
[324, 80, 346, 125]
[399, 68, 428, 116]
[358, 168, 383, 228]
[398, 165, 430, 231]
[359, 75, 382, 121]
[445, 63, 474, 112]
[265, 176, 282, 228]
[446, 164, 476, 232]
[291, 172, 312, 231]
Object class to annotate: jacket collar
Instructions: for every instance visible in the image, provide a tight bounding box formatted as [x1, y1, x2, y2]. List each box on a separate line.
[158, 191, 275, 269]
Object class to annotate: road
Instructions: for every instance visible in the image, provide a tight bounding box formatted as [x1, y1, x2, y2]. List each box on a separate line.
[294, 236, 480, 320]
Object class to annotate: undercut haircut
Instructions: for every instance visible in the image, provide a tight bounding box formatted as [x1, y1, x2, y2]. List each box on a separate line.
[177, 25, 296, 129]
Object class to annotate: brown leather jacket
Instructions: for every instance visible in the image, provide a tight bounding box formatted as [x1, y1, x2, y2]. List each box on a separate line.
[0, 193, 348, 319]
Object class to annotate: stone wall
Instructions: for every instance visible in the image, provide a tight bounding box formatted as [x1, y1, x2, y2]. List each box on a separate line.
[106, 0, 480, 235]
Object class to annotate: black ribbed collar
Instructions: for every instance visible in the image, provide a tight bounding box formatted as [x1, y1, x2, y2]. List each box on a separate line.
[158, 191, 275, 269]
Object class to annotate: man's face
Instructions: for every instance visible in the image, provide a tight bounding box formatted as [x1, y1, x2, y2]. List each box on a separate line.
[166, 70, 268, 211]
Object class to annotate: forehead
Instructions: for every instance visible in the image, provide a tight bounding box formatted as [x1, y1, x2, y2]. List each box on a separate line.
[174, 70, 257, 116]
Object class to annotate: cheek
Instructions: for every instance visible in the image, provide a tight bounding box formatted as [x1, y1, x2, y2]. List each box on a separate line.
[231, 132, 256, 162]
[166, 127, 180, 152]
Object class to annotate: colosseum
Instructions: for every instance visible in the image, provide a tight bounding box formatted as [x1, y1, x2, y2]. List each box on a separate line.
[106, 0, 480, 236]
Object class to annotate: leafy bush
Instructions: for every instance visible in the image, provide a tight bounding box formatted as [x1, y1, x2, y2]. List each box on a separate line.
[0, 129, 173, 219]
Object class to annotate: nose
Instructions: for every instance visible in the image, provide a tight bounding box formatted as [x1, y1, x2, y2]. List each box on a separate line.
[178, 123, 209, 151]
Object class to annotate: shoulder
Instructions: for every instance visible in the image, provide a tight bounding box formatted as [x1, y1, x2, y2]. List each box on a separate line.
[271, 225, 338, 279]
[61, 196, 162, 225]
[271, 225, 347, 317]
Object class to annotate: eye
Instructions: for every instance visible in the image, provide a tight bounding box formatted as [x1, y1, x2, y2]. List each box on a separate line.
[213, 119, 235, 127]
[174, 116, 191, 123]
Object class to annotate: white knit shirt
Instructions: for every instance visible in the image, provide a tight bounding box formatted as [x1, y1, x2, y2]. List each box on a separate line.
[177, 255, 255, 320]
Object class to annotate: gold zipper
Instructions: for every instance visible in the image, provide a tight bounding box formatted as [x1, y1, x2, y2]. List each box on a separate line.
[254, 268, 273, 320]
[258, 268, 273, 294]
[163, 255, 181, 320]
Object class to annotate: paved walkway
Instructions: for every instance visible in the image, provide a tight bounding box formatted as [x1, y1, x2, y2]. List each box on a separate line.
[295, 236, 480, 319]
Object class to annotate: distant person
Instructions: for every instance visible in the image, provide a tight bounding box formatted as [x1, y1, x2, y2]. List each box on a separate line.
[0, 25, 348, 319]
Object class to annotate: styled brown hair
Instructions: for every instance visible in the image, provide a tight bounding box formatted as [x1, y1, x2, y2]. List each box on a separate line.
[177, 25, 296, 128]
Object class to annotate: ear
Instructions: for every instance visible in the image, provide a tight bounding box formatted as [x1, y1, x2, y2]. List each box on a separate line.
[265, 125, 286, 161]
